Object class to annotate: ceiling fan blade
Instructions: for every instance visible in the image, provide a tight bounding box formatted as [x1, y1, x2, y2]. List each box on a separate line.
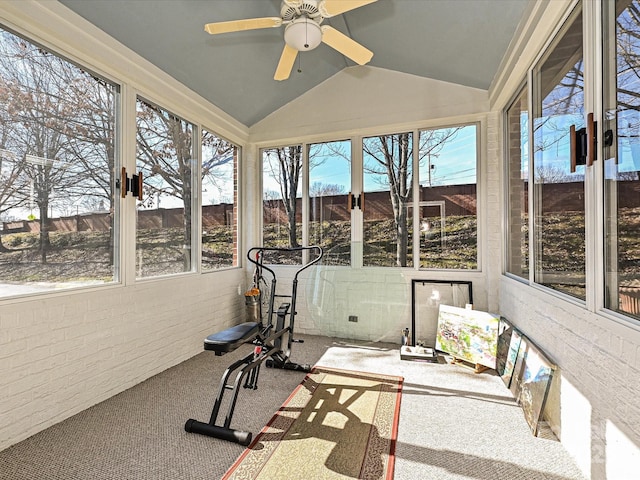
[204, 17, 282, 35]
[274, 44, 298, 81]
[320, 0, 378, 17]
[321, 26, 373, 65]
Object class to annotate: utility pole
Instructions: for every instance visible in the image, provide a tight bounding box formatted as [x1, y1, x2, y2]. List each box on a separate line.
[427, 153, 438, 186]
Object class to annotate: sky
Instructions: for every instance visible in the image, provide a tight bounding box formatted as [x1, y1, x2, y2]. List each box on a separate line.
[262, 126, 479, 200]
[417, 125, 477, 187]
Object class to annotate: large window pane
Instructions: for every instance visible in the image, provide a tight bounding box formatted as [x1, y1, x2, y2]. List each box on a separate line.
[0, 27, 119, 297]
[201, 130, 238, 271]
[418, 125, 477, 269]
[506, 88, 530, 279]
[603, 0, 640, 319]
[262, 145, 302, 264]
[363, 133, 413, 267]
[308, 140, 351, 266]
[532, 6, 586, 300]
[136, 98, 195, 278]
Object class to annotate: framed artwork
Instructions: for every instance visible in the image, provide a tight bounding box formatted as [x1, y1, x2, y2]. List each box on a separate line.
[411, 280, 472, 347]
[434, 304, 499, 369]
[496, 317, 513, 376]
[501, 324, 522, 388]
[510, 334, 528, 398]
[514, 339, 556, 436]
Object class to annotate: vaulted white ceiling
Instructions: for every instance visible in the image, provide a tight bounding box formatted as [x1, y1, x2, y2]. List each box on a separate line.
[57, 0, 530, 128]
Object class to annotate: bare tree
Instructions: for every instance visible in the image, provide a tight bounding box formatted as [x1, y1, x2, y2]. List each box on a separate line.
[309, 182, 345, 197]
[616, 4, 640, 171]
[263, 146, 302, 247]
[136, 100, 194, 270]
[363, 134, 412, 265]
[534, 165, 580, 183]
[60, 74, 117, 211]
[0, 35, 102, 262]
[0, 150, 26, 251]
[363, 128, 462, 266]
[0, 150, 26, 218]
[202, 130, 235, 204]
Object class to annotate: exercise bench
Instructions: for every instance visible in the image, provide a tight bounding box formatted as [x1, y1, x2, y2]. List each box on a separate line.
[185, 246, 323, 446]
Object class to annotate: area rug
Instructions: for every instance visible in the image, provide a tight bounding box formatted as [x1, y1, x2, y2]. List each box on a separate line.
[222, 366, 403, 480]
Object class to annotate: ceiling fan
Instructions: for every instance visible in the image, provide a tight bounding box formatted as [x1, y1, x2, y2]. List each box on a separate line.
[204, 0, 377, 81]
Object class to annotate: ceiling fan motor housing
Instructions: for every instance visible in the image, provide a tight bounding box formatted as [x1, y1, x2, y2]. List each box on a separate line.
[281, 0, 323, 22]
[281, 0, 324, 51]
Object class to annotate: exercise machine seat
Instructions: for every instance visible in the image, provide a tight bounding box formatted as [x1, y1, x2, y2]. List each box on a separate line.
[204, 322, 259, 354]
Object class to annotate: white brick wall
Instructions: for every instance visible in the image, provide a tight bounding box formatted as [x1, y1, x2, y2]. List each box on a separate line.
[265, 265, 488, 344]
[487, 105, 640, 479]
[501, 277, 640, 479]
[492, 79, 640, 478]
[0, 269, 244, 451]
[484, 111, 503, 314]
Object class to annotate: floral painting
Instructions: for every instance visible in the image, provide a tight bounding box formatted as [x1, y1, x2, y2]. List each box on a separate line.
[435, 304, 500, 368]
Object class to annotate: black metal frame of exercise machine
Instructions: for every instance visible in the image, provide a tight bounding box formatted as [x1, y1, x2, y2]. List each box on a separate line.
[184, 245, 323, 446]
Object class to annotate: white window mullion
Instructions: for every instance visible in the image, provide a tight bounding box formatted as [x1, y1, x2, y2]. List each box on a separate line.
[527, 68, 535, 287]
[121, 85, 138, 286]
[301, 143, 309, 263]
[584, 0, 603, 314]
[412, 129, 420, 270]
[193, 125, 203, 273]
[351, 136, 363, 269]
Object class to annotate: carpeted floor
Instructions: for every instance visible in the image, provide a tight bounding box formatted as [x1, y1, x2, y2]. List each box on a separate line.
[0, 334, 586, 480]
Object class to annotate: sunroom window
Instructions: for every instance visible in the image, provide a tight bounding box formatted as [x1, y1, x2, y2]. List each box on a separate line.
[362, 132, 414, 267]
[417, 124, 478, 270]
[308, 140, 351, 266]
[0, 27, 119, 297]
[201, 129, 239, 271]
[506, 88, 529, 280]
[135, 98, 196, 278]
[603, 0, 640, 319]
[531, 6, 586, 300]
[261, 145, 303, 264]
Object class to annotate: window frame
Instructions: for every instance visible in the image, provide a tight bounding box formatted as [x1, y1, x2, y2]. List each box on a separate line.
[307, 139, 352, 267]
[502, 0, 640, 327]
[362, 130, 415, 268]
[0, 17, 246, 303]
[415, 122, 481, 272]
[134, 95, 198, 279]
[260, 144, 305, 255]
[504, 84, 530, 283]
[200, 127, 241, 272]
[0, 23, 123, 299]
[259, 119, 483, 272]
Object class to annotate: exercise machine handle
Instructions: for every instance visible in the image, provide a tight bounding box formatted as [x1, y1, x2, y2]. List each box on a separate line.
[246, 246, 323, 281]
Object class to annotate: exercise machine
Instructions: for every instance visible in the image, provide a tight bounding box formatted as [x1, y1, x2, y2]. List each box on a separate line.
[184, 245, 323, 446]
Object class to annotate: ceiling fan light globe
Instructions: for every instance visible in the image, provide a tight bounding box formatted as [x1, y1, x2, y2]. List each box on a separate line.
[284, 18, 322, 51]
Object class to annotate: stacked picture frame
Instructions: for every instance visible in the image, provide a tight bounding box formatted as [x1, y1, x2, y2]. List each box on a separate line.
[497, 318, 557, 436]
[402, 280, 474, 363]
[410, 279, 473, 347]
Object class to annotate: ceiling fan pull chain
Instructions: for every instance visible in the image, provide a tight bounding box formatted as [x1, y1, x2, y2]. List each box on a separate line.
[304, 17, 309, 48]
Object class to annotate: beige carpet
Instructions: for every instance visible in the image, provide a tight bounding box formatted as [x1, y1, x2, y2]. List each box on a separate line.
[0, 334, 586, 480]
[223, 367, 402, 479]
